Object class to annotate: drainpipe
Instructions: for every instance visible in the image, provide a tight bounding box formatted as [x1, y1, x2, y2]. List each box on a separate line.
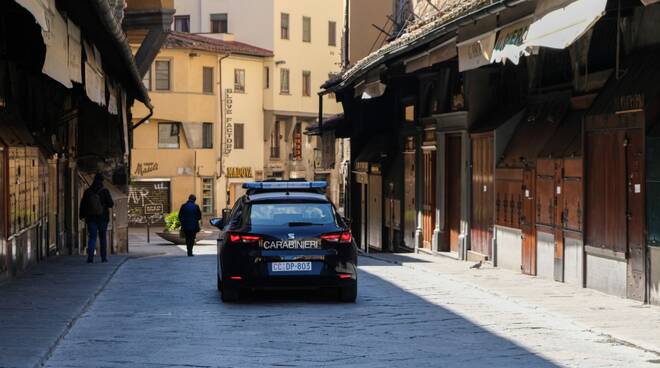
[343, 0, 350, 68]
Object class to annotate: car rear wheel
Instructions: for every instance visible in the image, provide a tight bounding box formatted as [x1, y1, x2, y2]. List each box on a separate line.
[338, 284, 357, 303]
[221, 283, 240, 303]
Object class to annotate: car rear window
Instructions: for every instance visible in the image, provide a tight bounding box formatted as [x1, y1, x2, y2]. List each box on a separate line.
[248, 203, 336, 226]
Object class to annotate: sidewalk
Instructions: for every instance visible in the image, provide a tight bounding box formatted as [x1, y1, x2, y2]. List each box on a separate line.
[368, 251, 660, 355]
[0, 255, 128, 368]
[0, 228, 190, 368]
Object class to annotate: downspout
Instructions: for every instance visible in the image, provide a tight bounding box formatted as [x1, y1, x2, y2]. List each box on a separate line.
[343, 0, 350, 68]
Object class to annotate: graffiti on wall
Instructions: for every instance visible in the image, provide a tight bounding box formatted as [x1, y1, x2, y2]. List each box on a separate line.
[128, 181, 170, 225]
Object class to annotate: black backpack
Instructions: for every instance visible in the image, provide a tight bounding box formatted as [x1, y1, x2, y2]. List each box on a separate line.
[87, 189, 104, 217]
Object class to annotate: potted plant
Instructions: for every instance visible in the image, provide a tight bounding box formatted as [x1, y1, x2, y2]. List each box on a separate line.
[155, 211, 217, 244]
[156, 211, 186, 244]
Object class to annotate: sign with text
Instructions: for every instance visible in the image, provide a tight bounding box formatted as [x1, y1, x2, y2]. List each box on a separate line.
[144, 204, 164, 215]
[226, 167, 253, 178]
[224, 88, 233, 155]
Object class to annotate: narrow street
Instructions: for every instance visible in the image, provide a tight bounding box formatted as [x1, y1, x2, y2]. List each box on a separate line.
[34, 237, 659, 368]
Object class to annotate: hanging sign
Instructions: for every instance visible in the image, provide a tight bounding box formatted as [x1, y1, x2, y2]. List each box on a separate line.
[491, 19, 532, 65]
[67, 20, 82, 84]
[457, 32, 496, 72]
[224, 88, 233, 155]
[41, 6, 72, 88]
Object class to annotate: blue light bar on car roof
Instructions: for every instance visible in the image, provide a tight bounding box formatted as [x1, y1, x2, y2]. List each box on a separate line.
[242, 181, 328, 190]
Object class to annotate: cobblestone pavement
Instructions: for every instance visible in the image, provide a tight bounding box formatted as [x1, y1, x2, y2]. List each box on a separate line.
[39, 244, 660, 368]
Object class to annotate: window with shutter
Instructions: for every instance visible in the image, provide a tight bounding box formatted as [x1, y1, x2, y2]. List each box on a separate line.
[155, 60, 170, 91]
[202, 67, 214, 94]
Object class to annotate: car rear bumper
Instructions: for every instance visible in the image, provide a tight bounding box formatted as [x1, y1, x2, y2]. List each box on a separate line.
[222, 275, 357, 290]
[220, 247, 358, 290]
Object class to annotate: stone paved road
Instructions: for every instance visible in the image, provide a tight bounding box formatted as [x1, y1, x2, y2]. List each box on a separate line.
[43, 247, 660, 368]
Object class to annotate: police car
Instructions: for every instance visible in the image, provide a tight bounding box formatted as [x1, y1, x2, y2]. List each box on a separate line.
[210, 181, 358, 303]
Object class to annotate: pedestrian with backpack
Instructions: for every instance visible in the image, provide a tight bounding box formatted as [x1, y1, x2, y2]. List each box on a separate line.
[79, 173, 114, 263]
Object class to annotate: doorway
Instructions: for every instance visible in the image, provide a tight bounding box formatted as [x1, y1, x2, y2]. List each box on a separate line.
[404, 150, 416, 249]
[585, 114, 646, 301]
[471, 133, 494, 258]
[422, 149, 436, 249]
[446, 135, 461, 253]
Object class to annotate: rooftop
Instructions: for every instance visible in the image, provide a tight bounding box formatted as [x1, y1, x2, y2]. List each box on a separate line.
[164, 31, 273, 57]
[324, 0, 502, 91]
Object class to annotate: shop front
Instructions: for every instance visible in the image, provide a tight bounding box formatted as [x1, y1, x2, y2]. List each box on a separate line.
[495, 92, 571, 275]
[583, 52, 660, 301]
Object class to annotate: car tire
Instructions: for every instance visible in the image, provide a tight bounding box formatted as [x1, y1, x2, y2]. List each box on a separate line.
[338, 284, 357, 303]
[221, 283, 240, 303]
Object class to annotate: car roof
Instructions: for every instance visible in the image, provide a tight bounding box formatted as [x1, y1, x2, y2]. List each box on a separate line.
[245, 191, 330, 203]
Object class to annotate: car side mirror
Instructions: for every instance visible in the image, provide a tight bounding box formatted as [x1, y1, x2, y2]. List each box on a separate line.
[210, 217, 224, 228]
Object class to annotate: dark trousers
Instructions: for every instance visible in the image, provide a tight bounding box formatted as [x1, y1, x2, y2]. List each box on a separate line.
[87, 221, 108, 261]
[183, 230, 197, 256]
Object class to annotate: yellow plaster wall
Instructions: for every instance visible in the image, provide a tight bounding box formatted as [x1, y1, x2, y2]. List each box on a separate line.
[132, 46, 267, 216]
[266, 0, 343, 115]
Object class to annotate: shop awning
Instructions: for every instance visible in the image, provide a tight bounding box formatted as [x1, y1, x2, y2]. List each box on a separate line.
[355, 136, 388, 166]
[405, 37, 457, 73]
[498, 91, 572, 168]
[524, 0, 607, 50]
[470, 109, 525, 134]
[491, 17, 533, 65]
[305, 114, 348, 137]
[458, 31, 497, 72]
[538, 109, 584, 159]
[588, 48, 660, 118]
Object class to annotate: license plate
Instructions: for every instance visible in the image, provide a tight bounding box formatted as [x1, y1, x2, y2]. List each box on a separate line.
[271, 262, 312, 272]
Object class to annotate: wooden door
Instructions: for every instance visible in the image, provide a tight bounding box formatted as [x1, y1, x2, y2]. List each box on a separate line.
[447, 135, 462, 253]
[536, 159, 559, 279]
[585, 129, 627, 255]
[559, 158, 583, 282]
[422, 150, 436, 249]
[471, 134, 494, 258]
[404, 151, 416, 248]
[521, 168, 536, 275]
[626, 127, 645, 301]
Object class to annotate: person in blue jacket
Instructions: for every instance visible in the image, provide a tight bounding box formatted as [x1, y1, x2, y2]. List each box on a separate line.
[178, 194, 202, 256]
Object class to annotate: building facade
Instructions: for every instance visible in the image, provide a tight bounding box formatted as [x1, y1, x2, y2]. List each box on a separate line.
[172, 0, 344, 181]
[130, 32, 271, 223]
[0, 0, 169, 280]
[323, 0, 660, 306]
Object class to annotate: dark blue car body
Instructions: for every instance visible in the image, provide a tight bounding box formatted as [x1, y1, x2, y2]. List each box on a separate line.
[212, 184, 358, 302]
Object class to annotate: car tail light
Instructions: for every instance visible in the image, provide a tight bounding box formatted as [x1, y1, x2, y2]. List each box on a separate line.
[338, 273, 352, 279]
[228, 233, 262, 243]
[340, 231, 352, 243]
[321, 231, 352, 244]
[320, 233, 341, 242]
